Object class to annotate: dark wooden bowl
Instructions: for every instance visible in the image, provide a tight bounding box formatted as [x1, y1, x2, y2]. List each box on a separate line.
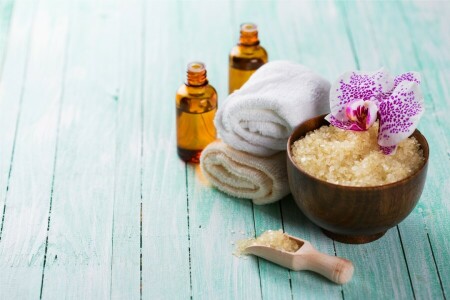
[287, 114, 429, 244]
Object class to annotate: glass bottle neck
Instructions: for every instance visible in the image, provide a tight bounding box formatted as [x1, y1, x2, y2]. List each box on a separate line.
[186, 62, 208, 86]
[238, 23, 260, 46]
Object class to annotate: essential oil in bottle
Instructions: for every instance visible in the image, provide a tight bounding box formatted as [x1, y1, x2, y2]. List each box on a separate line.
[229, 23, 268, 94]
[176, 62, 218, 163]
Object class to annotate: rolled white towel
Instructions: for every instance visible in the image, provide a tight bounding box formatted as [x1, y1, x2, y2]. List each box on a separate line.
[215, 61, 330, 157]
[200, 140, 290, 205]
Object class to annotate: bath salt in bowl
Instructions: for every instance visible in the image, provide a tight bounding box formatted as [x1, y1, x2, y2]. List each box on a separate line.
[291, 122, 425, 187]
[286, 114, 429, 244]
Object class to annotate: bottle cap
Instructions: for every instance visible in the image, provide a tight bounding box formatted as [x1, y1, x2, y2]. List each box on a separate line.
[240, 23, 258, 33]
[187, 62, 206, 73]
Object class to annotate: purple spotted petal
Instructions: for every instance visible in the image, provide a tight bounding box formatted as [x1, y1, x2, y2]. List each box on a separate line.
[393, 72, 421, 89]
[329, 68, 394, 122]
[325, 114, 366, 131]
[378, 80, 424, 153]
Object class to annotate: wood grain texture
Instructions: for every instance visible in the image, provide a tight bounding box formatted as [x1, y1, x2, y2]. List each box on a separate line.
[397, 2, 450, 297]
[188, 167, 262, 300]
[110, 0, 142, 299]
[0, 0, 14, 77]
[41, 0, 118, 298]
[141, 1, 191, 298]
[0, 0, 448, 298]
[252, 202, 293, 300]
[0, 0, 68, 298]
[0, 0, 35, 239]
[281, 197, 343, 300]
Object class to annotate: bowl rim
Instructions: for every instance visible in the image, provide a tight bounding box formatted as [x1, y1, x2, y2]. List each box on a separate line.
[287, 114, 430, 191]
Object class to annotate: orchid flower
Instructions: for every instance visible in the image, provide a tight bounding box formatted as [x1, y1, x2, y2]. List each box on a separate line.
[325, 68, 424, 155]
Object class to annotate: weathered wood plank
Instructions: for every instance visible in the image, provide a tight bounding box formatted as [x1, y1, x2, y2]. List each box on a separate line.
[0, 0, 14, 77]
[141, 148, 189, 299]
[337, 1, 447, 299]
[0, 0, 35, 238]
[281, 197, 343, 300]
[0, 0, 448, 298]
[188, 167, 262, 299]
[380, 1, 449, 297]
[140, 1, 191, 298]
[252, 202, 293, 300]
[41, 0, 119, 298]
[397, 1, 450, 297]
[274, 1, 354, 80]
[181, 1, 263, 298]
[110, 0, 143, 299]
[0, 0, 69, 298]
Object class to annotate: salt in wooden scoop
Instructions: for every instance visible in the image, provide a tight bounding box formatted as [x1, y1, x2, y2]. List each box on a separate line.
[236, 230, 354, 284]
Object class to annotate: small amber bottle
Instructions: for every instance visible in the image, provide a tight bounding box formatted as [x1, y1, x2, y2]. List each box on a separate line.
[229, 23, 268, 94]
[176, 62, 218, 163]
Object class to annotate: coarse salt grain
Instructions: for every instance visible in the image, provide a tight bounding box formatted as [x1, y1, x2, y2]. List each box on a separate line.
[233, 230, 300, 257]
[291, 123, 425, 187]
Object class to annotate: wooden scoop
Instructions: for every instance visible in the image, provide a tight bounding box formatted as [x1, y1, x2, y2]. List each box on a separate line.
[245, 234, 354, 284]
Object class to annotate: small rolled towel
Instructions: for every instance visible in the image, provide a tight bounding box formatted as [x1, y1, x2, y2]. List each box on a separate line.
[215, 61, 331, 157]
[200, 140, 290, 205]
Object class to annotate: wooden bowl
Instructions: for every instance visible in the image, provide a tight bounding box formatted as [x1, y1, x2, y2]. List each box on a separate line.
[286, 114, 429, 244]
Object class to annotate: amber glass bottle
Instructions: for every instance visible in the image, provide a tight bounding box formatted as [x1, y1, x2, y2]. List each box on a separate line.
[229, 23, 268, 94]
[176, 62, 218, 163]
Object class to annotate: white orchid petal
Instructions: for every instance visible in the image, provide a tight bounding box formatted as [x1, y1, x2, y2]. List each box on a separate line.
[329, 68, 394, 122]
[394, 72, 421, 88]
[378, 81, 424, 151]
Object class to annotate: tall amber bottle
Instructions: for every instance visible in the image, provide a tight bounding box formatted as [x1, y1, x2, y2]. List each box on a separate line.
[229, 23, 268, 94]
[176, 62, 218, 163]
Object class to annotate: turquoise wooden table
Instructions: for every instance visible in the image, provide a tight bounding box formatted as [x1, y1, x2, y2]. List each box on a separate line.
[0, 0, 449, 299]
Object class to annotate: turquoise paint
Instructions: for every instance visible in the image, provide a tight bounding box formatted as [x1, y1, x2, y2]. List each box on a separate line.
[0, 0, 68, 298]
[0, 0, 14, 76]
[0, 0, 448, 299]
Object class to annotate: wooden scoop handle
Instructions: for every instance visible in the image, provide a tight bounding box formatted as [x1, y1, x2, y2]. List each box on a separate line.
[302, 251, 354, 284]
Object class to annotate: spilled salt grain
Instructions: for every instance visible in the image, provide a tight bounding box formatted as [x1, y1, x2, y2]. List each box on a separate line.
[291, 123, 425, 187]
